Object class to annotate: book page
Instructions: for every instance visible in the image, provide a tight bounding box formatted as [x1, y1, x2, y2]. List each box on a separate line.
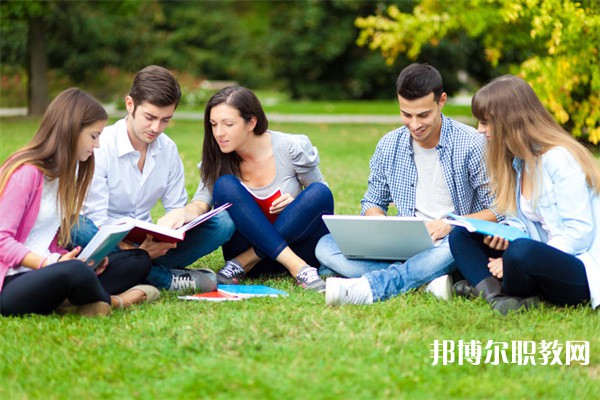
[114, 217, 183, 243]
[177, 203, 232, 233]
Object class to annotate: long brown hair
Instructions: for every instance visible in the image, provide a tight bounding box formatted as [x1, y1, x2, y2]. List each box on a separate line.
[472, 75, 600, 214]
[0, 88, 108, 245]
[201, 86, 268, 190]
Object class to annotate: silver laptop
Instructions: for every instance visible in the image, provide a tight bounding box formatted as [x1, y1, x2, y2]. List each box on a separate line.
[322, 215, 434, 260]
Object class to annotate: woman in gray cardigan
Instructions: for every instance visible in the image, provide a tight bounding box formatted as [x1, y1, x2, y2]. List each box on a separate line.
[195, 86, 334, 292]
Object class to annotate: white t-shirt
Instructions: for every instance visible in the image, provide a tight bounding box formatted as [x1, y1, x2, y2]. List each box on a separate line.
[10, 178, 61, 275]
[413, 144, 454, 221]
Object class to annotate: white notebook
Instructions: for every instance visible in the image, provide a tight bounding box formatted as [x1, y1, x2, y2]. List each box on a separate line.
[322, 215, 435, 260]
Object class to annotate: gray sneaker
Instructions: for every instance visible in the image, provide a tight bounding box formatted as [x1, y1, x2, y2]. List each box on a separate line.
[296, 266, 326, 292]
[217, 260, 246, 284]
[169, 268, 217, 293]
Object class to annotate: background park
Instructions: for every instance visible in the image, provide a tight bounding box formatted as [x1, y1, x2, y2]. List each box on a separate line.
[1, 1, 599, 399]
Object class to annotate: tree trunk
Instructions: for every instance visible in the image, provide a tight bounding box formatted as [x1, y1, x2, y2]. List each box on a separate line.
[27, 16, 49, 116]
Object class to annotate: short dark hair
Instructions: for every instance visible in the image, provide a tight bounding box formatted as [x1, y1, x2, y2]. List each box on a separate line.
[396, 63, 444, 102]
[129, 65, 181, 112]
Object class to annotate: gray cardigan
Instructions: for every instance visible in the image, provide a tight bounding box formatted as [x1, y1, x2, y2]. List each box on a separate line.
[192, 130, 327, 205]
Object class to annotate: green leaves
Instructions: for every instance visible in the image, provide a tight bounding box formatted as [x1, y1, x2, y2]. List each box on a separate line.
[356, 0, 600, 144]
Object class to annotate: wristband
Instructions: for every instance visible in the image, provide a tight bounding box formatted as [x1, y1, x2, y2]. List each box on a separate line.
[37, 257, 48, 269]
[46, 253, 62, 265]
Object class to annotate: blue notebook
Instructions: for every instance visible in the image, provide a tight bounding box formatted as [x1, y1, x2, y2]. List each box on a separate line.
[445, 213, 529, 242]
[217, 285, 289, 298]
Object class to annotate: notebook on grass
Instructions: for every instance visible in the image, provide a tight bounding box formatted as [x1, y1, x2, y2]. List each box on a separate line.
[322, 215, 435, 261]
[217, 285, 289, 298]
[178, 291, 243, 302]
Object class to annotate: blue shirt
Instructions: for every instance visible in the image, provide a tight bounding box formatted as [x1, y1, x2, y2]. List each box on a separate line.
[512, 147, 600, 308]
[361, 115, 496, 219]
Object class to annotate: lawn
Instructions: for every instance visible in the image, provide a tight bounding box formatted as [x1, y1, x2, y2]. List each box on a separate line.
[0, 114, 599, 399]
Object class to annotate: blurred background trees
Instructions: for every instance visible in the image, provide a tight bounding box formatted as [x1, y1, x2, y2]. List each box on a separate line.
[356, 0, 600, 143]
[1, 0, 598, 143]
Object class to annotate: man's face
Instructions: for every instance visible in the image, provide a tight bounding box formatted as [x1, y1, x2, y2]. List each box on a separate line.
[398, 92, 446, 149]
[125, 96, 176, 148]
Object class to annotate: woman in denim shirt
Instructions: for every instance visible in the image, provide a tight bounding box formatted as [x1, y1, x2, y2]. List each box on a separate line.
[449, 75, 600, 314]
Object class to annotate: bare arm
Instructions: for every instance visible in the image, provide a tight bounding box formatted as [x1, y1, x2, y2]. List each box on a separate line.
[464, 209, 498, 222]
[364, 207, 386, 217]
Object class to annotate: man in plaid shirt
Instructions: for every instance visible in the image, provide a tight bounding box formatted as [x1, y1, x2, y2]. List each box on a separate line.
[318, 63, 498, 306]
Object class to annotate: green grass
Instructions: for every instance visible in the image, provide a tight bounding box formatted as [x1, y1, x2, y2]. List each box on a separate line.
[1, 114, 599, 399]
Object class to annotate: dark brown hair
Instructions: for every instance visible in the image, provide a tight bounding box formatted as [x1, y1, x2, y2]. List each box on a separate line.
[129, 65, 181, 115]
[201, 86, 268, 190]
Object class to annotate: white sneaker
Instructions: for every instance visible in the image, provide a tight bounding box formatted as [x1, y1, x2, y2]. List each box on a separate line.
[424, 274, 453, 301]
[325, 277, 374, 306]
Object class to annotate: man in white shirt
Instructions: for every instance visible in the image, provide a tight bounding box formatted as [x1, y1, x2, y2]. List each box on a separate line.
[75, 65, 235, 292]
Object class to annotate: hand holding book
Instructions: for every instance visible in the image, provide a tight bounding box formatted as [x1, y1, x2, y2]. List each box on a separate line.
[244, 186, 282, 223]
[445, 212, 529, 242]
[269, 192, 293, 215]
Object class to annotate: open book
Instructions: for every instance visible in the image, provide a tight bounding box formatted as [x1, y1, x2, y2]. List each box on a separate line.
[445, 212, 529, 242]
[77, 221, 135, 270]
[115, 203, 231, 244]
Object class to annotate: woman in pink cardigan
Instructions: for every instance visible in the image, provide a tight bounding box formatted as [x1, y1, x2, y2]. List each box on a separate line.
[0, 88, 156, 317]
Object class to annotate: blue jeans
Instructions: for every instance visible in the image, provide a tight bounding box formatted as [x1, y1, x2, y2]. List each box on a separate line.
[449, 227, 590, 306]
[71, 212, 235, 289]
[213, 175, 334, 277]
[316, 233, 455, 301]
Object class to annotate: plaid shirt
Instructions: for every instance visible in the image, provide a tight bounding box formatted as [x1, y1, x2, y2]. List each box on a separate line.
[361, 115, 497, 219]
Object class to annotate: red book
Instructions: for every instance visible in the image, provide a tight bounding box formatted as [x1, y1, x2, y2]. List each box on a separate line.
[113, 203, 231, 244]
[178, 291, 242, 302]
[249, 188, 282, 224]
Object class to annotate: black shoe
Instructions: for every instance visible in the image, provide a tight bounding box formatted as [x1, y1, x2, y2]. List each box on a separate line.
[453, 279, 474, 298]
[473, 277, 534, 315]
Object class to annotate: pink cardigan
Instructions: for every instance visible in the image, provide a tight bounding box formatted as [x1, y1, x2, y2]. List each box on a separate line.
[0, 164, 65, 292]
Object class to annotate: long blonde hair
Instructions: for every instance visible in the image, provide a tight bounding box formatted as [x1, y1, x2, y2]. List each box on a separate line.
[471, 75, 600, 214]
[0, 88, 107, 245]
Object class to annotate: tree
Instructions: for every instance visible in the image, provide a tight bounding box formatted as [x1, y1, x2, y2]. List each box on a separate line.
[356, 0, 600, 144]
[266, 0, 402, 100]
[1, 0, 147, 111]
[1, 0, 54, 115]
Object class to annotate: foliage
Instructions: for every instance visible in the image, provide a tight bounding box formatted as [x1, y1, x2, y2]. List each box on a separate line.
[355, 0, 600, 144]
[1, 0, 494, 107]
[266, 0, 403, 100]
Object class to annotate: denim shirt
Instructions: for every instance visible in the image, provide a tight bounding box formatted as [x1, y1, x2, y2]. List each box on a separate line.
[513, 147, 600, 309]
[361, 115, 497, 220]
